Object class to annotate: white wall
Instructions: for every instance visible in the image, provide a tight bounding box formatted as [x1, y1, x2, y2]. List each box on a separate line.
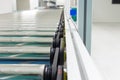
[0, 0, 16, 14]
[16, 0, 39, 11]
[30, 0, 39, 9]
[12, 0, 17, 11]
[70, 0, 76, 7]
[56, 0, 64, 5]
[93, 0, 120, 22]
[16, 0, 30, 11]
[39, 0, 45, 7]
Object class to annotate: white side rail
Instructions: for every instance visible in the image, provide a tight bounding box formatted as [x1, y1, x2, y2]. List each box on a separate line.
[65, 12, 103, 80]
[65, 13, 82, 80]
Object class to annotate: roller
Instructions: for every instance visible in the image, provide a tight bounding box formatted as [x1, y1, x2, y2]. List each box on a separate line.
[0, 57, 49, 60]
[0, 26, 57, 28]
[0, 64, 45, 75]
[0, 37, 52, 43]
[0, 27, 57, 31]
[0, 32, 55, 37]
[0, 46, 50, 54]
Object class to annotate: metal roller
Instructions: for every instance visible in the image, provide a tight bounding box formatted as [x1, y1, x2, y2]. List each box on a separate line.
[0, 64, 45, 75]
[0, 46, 50, 54]
[0, 57, 49, 60]
[0, 64, 52, 80]
[0, 28, 57, 31]
[0, 26, 57, 28]
[0, 37, 52, 43]
[0, 32, 55, 37]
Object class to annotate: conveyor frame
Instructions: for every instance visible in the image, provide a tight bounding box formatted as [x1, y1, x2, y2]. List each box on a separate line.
[64, 8, 103, 80]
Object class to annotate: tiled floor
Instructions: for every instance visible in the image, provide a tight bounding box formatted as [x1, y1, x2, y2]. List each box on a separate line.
[92, 22, 120, 80]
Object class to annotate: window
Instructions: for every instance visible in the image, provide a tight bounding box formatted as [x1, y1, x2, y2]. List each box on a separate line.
[112, 0, 120, 4]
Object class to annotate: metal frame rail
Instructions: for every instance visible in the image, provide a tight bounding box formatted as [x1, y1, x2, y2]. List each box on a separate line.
[64, 9, 103, 80]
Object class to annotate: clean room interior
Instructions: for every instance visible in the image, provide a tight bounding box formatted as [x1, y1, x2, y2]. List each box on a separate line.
[0, 0, 120, 80]
[92, 0, 120, 80]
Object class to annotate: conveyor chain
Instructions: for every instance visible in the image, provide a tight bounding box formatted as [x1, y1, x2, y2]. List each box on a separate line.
[44, 10, 65, 80]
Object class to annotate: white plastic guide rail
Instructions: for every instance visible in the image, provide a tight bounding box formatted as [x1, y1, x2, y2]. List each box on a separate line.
[65, 12, 82, 80]
[64, 11, 103, 80]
